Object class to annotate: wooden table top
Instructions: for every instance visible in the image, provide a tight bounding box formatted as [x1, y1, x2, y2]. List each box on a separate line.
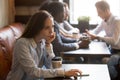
[45, 64, 110, 80]
[61, 41, 111, 57]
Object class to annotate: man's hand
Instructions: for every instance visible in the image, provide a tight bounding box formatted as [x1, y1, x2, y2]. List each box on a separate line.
[85, 29, 98, 40]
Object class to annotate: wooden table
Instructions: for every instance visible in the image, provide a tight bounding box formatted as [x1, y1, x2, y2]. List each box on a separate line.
[61, 41, 111, 63]
[61, 41, 111, 57]
[45, 64, 111, 80]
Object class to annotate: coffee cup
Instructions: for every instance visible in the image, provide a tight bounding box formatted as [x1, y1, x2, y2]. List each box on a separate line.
[52, 57, 62, 69]
[80, 33, 91, 41]
[73, 32, 78, 38]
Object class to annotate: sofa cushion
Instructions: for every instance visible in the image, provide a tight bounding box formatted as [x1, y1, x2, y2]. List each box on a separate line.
[0, 23, 24, 80]
[9, 23, 24, 39]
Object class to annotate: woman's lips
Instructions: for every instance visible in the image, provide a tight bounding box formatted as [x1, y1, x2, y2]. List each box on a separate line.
[48, 33, 54, 38]
[50, 35, 54, 38]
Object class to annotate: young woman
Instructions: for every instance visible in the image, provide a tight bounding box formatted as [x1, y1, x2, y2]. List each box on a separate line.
[59, 2, 80, 39]
[6, 11, 82, 80]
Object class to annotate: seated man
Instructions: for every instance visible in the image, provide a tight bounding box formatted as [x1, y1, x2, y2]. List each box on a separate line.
[86, 0, 120, 64]
[86, 1, 120, 54]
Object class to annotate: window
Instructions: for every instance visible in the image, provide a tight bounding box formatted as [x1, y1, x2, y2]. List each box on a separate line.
[69, 0, 120, 24]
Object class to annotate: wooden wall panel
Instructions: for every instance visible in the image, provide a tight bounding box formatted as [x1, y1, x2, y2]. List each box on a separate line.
[15, 0, 61, 24]
[15, 0, 48, 6]
[15, 0, 49, 24]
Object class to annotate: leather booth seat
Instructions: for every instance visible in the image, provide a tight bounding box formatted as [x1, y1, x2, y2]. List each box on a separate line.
[0, 23, 24, 80]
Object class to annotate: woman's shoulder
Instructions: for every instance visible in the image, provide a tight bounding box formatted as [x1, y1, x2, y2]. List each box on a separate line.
[17, 38, 29, 43]
[16, 38, 33, 45]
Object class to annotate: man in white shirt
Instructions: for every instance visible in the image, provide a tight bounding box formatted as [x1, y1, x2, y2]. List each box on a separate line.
[86, 1, 120, 79]
[86, 1, 120, 54]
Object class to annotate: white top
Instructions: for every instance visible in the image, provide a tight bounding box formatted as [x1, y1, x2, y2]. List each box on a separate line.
[59, 21, 79, 35]
[92, 15, 120, 49]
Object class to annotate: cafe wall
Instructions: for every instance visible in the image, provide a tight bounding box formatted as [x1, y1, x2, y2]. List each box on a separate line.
[0, 0, 68, 27]
[0, 0, 15, 28]
[15, 0, 62, 24]
[15, 0, 49, 24]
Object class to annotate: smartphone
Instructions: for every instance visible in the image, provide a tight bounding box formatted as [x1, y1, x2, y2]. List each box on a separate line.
[77, 74, 89, 77]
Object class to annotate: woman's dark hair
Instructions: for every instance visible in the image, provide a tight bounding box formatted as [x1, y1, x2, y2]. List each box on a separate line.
[21, 10, 52, 38]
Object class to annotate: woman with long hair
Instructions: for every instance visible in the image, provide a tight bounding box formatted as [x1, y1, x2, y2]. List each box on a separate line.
[6, 10, 82, 80]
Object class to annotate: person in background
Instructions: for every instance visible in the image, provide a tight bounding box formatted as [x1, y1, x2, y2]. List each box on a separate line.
[59, 2, 80, 39]
[107, 54, 120, 80]
[38, 1, 51, 11]
[6, 11, 82, 80]
[86, 1, 120, 54]
[39, 1, 90, 56]
[85, 1, 120, 79]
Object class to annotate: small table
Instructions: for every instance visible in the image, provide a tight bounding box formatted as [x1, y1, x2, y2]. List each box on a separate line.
[61, 41, 111, 63]
[45, 64, 111, 80]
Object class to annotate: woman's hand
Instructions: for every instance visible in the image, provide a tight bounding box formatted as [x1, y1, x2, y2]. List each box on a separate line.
[46, 32, 56, 46]
[65, 69, 82, 79]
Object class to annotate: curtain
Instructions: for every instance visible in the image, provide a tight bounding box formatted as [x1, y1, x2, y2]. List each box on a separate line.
[0, 0, 15, 28]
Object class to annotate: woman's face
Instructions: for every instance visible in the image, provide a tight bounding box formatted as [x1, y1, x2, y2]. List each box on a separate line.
[64, 6, 70, 20]
[57, 11, 64, 23]
[56, 7, 65, 23]
[39, 17, 54, 40]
